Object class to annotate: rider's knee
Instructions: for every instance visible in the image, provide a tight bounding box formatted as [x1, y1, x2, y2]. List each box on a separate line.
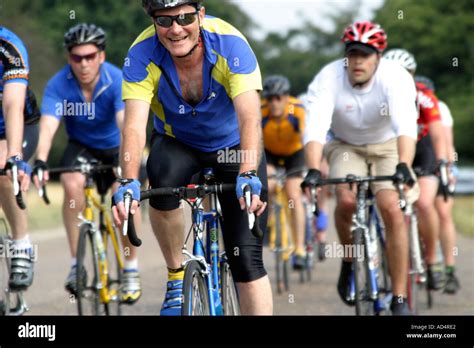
[379, 200, 404, 224]
[336, 190, 356, 214]
[227, 246, 267, 283]
[416, 195, 435, 215]
[61, 174, 85, 196]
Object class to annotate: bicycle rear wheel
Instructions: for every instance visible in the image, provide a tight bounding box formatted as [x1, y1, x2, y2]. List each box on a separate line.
[353, 228, 375, 316]
[220, 261, 240, 315]
[182, 260, 210, 315]
[302, 221, 316, 283]
[76, 224, 101, 315]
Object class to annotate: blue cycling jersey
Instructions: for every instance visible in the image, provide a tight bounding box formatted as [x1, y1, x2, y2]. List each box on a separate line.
[122, 15, 262, 152]
[0, 27, 30, 135]
[41, 62, 124, 149]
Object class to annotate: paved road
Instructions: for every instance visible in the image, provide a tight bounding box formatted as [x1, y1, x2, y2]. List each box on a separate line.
[23, 201, 474, 316]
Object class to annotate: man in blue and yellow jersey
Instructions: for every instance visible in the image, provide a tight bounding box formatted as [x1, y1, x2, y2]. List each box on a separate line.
[261, 75, 307, 269]
[112, 0, 272, 315]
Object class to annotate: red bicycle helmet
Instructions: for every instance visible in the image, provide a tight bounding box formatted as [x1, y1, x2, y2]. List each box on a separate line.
[342, 21, 387, 53]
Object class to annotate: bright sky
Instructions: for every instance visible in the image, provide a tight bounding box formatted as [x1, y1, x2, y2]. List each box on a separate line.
[230, 0, 384, 39]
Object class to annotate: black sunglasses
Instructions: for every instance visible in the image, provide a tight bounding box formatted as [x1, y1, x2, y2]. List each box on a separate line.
[154, 11, 199, 28]
[268, 95, 283, 102]
[69, 51, 100, 63]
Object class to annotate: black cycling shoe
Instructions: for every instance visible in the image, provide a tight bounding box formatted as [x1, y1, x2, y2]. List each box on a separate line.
[8, 252, 34, 291]
[427, 264, 445, 290]
[443, 271, 460, 294]
[337, 260, 355, 306]
[390, 296, 411, 316]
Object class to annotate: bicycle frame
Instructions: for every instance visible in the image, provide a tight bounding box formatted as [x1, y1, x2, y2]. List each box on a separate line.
[181, 187, 224, 316]
[405, 201, 427, 312]
[269, 169, 293, 258]
[81, 177, 124, 304]
[405, 203, 424, 277]
[348, 181, 388, 314]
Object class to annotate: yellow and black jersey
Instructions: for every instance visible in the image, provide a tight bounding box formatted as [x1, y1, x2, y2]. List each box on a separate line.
[262, 96, 305, 156]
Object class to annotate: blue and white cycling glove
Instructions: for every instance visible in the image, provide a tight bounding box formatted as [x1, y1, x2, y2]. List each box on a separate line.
[5, 156, 32, 176]
[112, 179, 141, 206]
[236, 170, 262, 199]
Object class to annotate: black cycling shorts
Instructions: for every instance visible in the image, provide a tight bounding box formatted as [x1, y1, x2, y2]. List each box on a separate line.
[265, 149, 305, 178]
[0, 123, 39, 162]
[413, 135, 437, 177]
[60, 140, 119, 195]
[147, 132, 269, 283]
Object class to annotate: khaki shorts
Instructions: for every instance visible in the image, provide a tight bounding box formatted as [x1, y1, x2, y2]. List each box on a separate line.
[324, 138, 419, 201]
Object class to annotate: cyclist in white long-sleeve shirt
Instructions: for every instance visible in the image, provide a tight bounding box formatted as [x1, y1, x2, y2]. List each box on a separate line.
[302, 21, 419, 315]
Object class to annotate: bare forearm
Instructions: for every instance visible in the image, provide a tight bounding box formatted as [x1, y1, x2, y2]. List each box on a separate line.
[239, 117, 261, 173]
[36, 117, 60, 161]
[429, 121, 448, 161]
[3, 83, 27, 157]
[444, 126, 455, 163]
[121, 127, 145, 179]
[305, 141, 323, 170]
[4, 107, 24, 158]
[120, 101, 149, 179]
[234, 91, 262, 174]
[397, 135, 416, 165]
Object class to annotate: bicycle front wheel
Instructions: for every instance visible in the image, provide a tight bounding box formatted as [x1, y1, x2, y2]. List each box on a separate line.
[353, 228, 375, 316]
[273, 205, 284, 294]
[103, 227, 122, 316]
[76, 224, 101, 315]
[0, 233, 10, 315]
[220, 261, 240, 315]
[182, 260, 210, 315]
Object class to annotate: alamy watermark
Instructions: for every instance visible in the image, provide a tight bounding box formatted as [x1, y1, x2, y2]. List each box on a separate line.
[324, 241, 364, 261]
[217, 147, 257, 166]
[0, 242, 38, 262]
[18, 322, 55, 341]
[55, 100, 96, 120]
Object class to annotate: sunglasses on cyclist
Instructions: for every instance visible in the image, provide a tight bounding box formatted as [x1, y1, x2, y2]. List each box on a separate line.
[69, 51, 100, 63]
[154, 11, 199, 28]
[268, 95, 283, 102]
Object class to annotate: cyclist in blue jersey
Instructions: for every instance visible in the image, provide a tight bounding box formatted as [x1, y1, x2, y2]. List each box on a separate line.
[0, 26, 39, 291]
[32, 23, 142, 304]
[112, 0, 272, 315]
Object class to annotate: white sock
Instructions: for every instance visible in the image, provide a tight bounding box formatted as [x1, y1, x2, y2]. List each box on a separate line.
[12, 235, 32, 251]
[71, 258, 77, 267]
[124, 258, 138, 271]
